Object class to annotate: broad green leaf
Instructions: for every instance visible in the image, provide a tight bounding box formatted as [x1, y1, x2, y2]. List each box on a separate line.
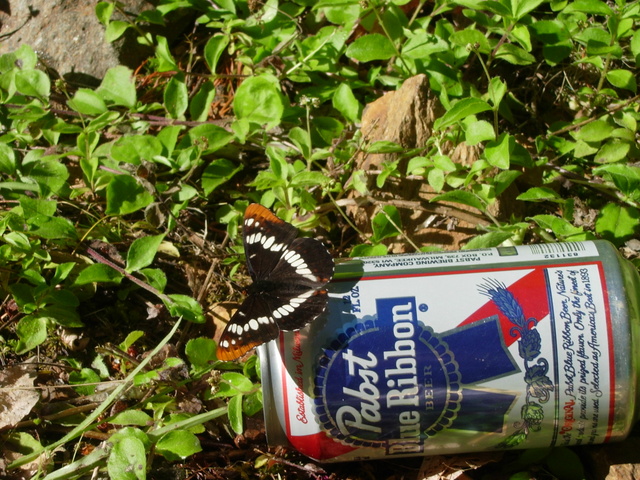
[529, 215, 584, 237]
[606, 69, 637, 93]
[431, 190, 485, 212]
[463, 231, 514, 249]
[26, 215, 77, 239]
[110, 410, 153, 426]
[19, 197, 56, 218]
[488, 77, 507, 108]
[464, 119, 495, 145]
[119, 331, 144, 352]
[449, 29, 491, 54]
[202, 158, 242, 196]
[187, 124, 234, 155]
[233, 74, 284, 129]
[74, 264, 124, 285]
[289, 127, 312, 160]
[563, 0, 613, 15]
[95, 1, 114, 25]
[517, 187, 563, 202]
[0, 143, 17, 174]
[495, 44, 536, 65]
[164, 76, 188, 119]
[371, 205, 402, 243]
[574, 120, 614, 143]
[107, 436, 146, 480]
[126, 234, 165, 273]
[165, 294, 205, 323]
[434, 98, 492, 130]
[631, 29, 640, 63]
[68, 368, 101, 395]
[105, 175, 154, 215]
[219, 372, 254, 394]
[97, 66, 137, 109]
[15, 315, 48, 354]
[156, 430, 202, 461]
[346, 34, 396, 62]
[350, 243, 388, 257]
[185, 337, 217, 367]
[204, 35, 230, 73]
[595, 140, 630, 163]
[15, 70, 50, 99]
[595, 203, 640, 246]
[594, 164, 640, 197]
[111, 135, 164, 165]
[332, 83, 361, 123]
[105, 20, 130, 43]
[484, 133, 513, 169]
[23, 157, 69, 198]
[67, 89, 108, 115]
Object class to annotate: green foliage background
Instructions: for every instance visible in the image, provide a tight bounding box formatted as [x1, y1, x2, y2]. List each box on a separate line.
[1, 0, 639, 478]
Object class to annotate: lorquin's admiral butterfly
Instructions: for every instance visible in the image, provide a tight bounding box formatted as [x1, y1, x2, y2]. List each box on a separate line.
[216, 204, 334, 361]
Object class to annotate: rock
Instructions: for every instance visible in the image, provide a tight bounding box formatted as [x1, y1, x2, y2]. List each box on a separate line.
[0, 0, 156, 86]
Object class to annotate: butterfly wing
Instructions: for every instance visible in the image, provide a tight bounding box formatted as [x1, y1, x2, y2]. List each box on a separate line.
[216, 294, 280, 361]
[243, 203, 298, 281]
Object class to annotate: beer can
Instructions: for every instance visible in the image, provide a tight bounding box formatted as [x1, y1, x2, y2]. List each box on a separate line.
[258, 240, 640, 462]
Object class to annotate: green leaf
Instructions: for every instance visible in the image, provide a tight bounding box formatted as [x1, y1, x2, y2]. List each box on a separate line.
[15, 70, 50, 100]
[164, 76, 188, 119]
[495, 43, 536, 65]
[74, 264, 124, 285]
[595, 140, 630, 163]
[574, 120, 614, 143]
[187, 124, 234, 155]
[233, 74, 284, 129]
[165, 294, 205, 323]
[111, 410, 153, 426]
[463, 231, 514, 249]
[218, 372, 254, 394]
[105, 175, 154, 215]
[107, 436, 146, 480]
[119, 331, 144, 352]
[97, 66, 137, 109]
[156, 430, 202, 461]
[545, 447, 587, 480]
[185, 337, 217, 368]
[227, 394, 244, 434]
[112, 135, 163, 165]
[371, 205, 402, 243]
[67, 89, 108, 115]
[332, 83, 361, 123]
[24, 158, 69, 197]
[15, 315, 48, 354]
[434, 98, 492, 130]
[289, 127, 312, 160]
[449, 28, 491, 54]
[190, 81, 216, 122]
[530, 215, 584, 237]
[105, 20, 130, 43]
[204, 35, 229, 73]
[606, 69, 637, 93]
[595, 203, 640, 246]
[69, 368, 101, 395]
[484, 133, 513, 169]
[431, 190, 485, 212]
[517, 187, 563, 202]
[563, 0, 613, 15]
[202, 158, 242, 196]
[349, 243, 388, 257]
[95, 1, 114, 25]
[594, 164, 640, 197]
[125, 234, 165, 273]
[26, 215, 77, 240]
[488, 77, 507, 108]
[464, 119, 495, 145]
[346, 34, 396, 62]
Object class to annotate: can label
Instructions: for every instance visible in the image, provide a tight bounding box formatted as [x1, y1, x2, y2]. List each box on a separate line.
[262, 242, 618, 461]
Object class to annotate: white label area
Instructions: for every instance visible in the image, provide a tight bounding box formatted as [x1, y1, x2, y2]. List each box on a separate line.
[550, 265, 612, 446]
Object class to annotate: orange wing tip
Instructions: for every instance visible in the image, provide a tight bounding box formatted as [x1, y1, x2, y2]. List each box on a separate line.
[216, 340, 262, 361]
[245, 203, 285, 225]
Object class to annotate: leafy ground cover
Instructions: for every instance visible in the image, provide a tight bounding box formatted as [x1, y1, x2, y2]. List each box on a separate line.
[1, 0, 640, 478]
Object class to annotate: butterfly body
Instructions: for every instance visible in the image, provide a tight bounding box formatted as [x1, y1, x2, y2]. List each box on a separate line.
[216, 204, 334, 361]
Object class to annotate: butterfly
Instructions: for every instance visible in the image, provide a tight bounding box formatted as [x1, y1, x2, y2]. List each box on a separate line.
[216, 204, 334, 361]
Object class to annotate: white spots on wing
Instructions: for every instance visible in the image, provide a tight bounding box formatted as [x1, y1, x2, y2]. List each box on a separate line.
[257, 316, 271, 324]
[270, 243, 284, 252]
[273, 310, 282, 319]
[248, 319, 259, 331]
[262, 235, 275, 249]
[245, 218, 255, 227]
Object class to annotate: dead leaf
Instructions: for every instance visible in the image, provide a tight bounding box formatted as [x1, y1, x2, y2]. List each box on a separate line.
[0, 364, 40, 429]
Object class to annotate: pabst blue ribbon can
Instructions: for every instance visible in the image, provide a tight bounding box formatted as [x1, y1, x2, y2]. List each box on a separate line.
[258, 240, 640, 462]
